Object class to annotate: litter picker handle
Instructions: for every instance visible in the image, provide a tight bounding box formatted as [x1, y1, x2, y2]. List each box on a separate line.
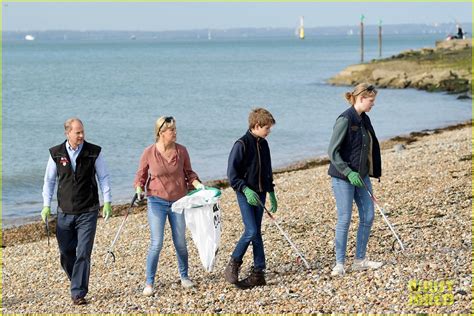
[130, 193, 138, 207]
[45, 219, 50, 247]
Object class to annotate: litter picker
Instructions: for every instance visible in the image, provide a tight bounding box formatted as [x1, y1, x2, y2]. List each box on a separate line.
[256, 198, 311, 269]
[104, 193, 138, 264]
[45, 218, 50, 247]
[44, 205, 57, 248]
[360, 179, 406, 252]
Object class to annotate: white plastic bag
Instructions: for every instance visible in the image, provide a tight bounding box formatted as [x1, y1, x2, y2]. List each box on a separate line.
[172, 188, 221, 272]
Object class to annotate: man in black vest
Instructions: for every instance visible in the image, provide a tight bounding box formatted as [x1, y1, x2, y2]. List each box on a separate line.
[41, 118, 112, 305]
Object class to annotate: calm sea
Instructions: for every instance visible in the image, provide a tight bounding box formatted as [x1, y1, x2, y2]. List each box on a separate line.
[3, 34, 471, 226]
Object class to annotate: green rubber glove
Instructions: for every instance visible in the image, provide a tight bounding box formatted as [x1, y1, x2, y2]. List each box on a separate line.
[103, 202, 112, 221]
[41, 206, 51, 222]
[347, 171, 364, 188]
[243, 187, 259, 206]
[269, 191, 278, 213]
[136, 186, 144, 202]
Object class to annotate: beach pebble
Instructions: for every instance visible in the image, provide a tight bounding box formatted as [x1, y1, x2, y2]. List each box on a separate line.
[393, 144, 406, 152]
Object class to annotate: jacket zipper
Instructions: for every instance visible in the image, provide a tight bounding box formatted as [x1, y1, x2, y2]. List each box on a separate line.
[256, 138, 263, 192]
[358, 123, 365, 174]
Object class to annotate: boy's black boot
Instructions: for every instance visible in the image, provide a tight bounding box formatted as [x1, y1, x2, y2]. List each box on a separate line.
[236, 268, 266, 289]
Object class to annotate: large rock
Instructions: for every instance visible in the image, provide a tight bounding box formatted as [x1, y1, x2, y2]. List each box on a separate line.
[327, 64, 371, 85]
[327, 40, 471, 96]
[372, 69, 406, 87]
[435, 39, 472, 50]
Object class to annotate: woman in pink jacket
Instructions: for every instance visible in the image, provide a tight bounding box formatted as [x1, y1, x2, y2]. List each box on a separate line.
[134, 116, 204, 296]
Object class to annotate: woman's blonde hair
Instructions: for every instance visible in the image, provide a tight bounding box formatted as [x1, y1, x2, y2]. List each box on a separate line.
[344, 83, 378, 106]
[155, 116, 176, 142]
[248, 108, 276, 129]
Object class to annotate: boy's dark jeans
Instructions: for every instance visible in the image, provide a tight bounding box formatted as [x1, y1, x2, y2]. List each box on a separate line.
[231, 191, 267, 271]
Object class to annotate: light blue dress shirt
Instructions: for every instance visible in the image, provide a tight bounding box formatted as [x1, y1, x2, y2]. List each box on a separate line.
[42, 141, 112, 207]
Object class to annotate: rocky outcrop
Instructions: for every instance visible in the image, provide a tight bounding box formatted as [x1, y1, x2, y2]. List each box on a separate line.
[328, 39, 472, 97]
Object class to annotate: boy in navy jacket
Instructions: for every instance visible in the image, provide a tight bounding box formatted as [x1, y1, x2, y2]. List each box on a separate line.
[224, 108, 277, 289]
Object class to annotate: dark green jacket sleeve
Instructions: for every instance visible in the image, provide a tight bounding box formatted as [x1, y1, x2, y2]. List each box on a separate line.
[327, 117, 353, 176]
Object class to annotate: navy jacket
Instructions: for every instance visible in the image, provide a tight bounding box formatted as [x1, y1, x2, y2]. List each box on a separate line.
[227, 130, 275, 193]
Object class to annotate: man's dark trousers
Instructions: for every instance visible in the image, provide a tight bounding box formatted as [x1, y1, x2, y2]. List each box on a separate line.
[56, 209, 98, 299]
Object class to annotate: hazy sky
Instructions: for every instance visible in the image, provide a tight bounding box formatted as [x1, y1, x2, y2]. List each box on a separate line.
[3, 2, 472, 31]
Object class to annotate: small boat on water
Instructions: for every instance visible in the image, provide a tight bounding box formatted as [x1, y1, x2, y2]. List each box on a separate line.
[298, 16, 305, 40]
[25, 34, 35, 41]
[294, 16, 305, 40]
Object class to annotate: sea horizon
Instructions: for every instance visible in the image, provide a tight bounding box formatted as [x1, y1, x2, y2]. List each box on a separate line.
[4, 21, 472, 41]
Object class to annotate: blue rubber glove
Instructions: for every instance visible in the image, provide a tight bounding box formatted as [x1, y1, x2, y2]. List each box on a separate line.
[41, 206, 51, 222]
[347, 171, 364, 188]
[269, 191, 278, 213]
[103, 202, 112, 221]
[243, 187, 259, 206]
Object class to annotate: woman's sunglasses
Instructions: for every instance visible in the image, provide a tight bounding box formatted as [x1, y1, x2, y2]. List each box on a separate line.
[158, 116, 174, 133]
[354, 85, 376, 96]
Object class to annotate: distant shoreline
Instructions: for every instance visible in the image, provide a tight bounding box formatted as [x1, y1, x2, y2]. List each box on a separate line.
[4, 23, 472, 41]
[2, 119, 471, 246]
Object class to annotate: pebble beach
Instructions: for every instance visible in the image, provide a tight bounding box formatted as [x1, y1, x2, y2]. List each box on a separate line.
[2, 121, 472, 314]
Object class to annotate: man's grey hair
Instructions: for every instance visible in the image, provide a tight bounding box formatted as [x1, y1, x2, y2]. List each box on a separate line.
[64, 117, 84, 132]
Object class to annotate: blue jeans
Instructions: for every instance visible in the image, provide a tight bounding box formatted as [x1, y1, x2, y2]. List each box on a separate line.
[331, 176, 375, 264]
[56, 209, 98, 299]
[231, 191, 266, 271]
[145, 196, 188, 286]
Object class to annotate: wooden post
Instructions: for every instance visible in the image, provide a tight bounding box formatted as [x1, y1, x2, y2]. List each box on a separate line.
[360, 14, 365, 63]
[378, 19, 383, 58]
